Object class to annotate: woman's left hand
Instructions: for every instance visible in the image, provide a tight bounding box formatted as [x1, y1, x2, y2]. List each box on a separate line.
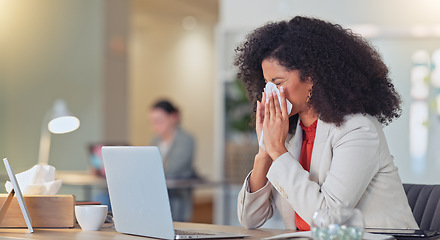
[263, 87, 290, 160]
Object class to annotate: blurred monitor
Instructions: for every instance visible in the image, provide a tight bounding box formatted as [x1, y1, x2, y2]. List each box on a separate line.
[88, 143, 129, 177]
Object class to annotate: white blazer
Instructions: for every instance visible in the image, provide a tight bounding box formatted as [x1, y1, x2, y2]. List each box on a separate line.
[237, 114, 418, 230]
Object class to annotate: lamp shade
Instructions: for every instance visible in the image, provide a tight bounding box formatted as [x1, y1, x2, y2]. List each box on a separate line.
[38, 99, 80, 165]
[48, 116, 80, 134]
[48, 100, 80, 134]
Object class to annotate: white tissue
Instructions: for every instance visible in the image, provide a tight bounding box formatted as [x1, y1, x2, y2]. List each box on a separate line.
[5, 165, 62, 195]
[259, 82, 293, 150]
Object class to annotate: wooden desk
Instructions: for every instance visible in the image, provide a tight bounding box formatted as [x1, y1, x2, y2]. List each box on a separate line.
[0, 222, 292, 239]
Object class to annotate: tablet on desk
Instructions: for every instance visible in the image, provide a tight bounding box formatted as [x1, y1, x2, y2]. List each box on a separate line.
[1, 158, 33, 233]
[366, 228, 440, 239]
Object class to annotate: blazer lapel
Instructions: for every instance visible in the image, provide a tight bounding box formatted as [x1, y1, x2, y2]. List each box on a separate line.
[309, 119, 330, 183]
[286, 120, 303, 160]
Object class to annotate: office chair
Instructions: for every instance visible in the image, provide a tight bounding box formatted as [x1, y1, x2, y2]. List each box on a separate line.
[403, 184, 440, 230]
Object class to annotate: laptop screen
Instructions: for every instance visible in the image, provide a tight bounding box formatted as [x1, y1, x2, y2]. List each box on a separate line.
[102, 146, 175, 239]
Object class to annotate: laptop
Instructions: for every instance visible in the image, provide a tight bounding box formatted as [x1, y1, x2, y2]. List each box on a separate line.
[101, 146, 249, 239]
[366, 228, 440, 239]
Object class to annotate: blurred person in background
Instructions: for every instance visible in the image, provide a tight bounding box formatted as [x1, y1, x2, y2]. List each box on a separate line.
[149, 99, 197, 222]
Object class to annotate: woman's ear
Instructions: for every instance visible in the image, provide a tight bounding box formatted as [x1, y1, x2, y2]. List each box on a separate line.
[306, 78, 314, 103]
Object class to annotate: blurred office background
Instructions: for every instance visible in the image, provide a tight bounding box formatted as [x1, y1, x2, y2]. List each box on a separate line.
[1, 0, 440, 227]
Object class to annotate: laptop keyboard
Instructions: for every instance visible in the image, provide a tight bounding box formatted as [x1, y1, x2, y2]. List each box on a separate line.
[175, 229, 215, 236]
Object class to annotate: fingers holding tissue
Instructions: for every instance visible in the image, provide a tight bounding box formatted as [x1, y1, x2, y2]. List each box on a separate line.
[259, 82, 292, 150]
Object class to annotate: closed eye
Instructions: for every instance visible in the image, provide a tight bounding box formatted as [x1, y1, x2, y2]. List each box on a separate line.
[272, 77, 286, 85]
[274, 80, 286, 86]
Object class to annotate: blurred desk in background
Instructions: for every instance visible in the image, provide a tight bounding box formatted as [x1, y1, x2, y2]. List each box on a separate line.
[166, 178, 221, 189]
[55, 171, 107, 201]
[55, 171, 221, 201]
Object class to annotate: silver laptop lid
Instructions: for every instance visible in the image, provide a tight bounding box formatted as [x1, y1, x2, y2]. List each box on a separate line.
[102, 146, 175, 239]
[102, 146, 250, 240]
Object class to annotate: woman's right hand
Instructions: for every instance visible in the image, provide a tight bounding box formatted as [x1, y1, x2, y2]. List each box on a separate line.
[249, 91, 272, 192]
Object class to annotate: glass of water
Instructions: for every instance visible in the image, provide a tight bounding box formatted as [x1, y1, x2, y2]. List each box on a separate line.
[311, 208, 364, 240]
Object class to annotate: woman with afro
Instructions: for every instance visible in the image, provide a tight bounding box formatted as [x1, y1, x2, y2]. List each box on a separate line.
[235, 16, 418, 230]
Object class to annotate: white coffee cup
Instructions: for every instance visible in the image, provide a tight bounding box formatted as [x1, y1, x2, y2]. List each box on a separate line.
[75, 205, 108, 231]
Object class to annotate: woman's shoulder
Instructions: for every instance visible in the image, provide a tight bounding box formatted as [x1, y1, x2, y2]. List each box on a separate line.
[343, 113, 378, 125]
[326, 114, 381, 134]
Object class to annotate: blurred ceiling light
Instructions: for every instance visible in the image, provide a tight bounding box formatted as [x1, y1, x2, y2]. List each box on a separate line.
[410, 25, 430, 38]
[0, 0, 11, 28]
[182, 16, 197, 31]
[350, 24, 380, 38]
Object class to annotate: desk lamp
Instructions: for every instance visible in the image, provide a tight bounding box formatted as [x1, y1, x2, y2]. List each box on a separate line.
[38, 99, 80, 165]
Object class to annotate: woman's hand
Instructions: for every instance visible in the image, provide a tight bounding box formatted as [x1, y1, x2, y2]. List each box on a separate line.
[249, 91, 272, 193]
[256, 91, 267, 154]
[249, 88, 289, 192]
[263, 87, 289, 160]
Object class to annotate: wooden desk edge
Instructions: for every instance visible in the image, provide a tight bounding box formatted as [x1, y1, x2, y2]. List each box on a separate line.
[0, 222, 292, 240]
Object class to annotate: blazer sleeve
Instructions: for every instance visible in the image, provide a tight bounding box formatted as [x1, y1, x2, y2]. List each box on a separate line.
[266, 117, 381, 225]
[237, 171, 275, 229]
[164, 129, 195, 178]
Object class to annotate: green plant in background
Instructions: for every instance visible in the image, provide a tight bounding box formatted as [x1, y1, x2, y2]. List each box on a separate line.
[224, 79, 259, 183]
[225, 79, 254, 135]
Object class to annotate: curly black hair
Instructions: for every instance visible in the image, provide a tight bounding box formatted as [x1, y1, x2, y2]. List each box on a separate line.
[234, 16, 401, 130]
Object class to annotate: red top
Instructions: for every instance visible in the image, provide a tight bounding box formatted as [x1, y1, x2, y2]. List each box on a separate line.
[295, 119, 318, 231]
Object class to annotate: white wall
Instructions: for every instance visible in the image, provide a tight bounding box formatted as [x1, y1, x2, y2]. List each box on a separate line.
[0, 0, 104, 173]
[129, 0, 218, 180]
[220, 0, 440, 29]
[218, 0, 440, 184]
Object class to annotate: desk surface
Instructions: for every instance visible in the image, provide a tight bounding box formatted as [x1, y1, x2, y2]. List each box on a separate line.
[0, 222, 292, 240]
[55, 171, 107, 188]
[56, 171, 220, 189]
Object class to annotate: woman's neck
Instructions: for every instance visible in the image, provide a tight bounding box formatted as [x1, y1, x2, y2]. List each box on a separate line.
[299, 109, 318, 127]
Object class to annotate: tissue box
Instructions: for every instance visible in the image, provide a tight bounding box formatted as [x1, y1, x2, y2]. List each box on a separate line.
[0, 195, 75, 228]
